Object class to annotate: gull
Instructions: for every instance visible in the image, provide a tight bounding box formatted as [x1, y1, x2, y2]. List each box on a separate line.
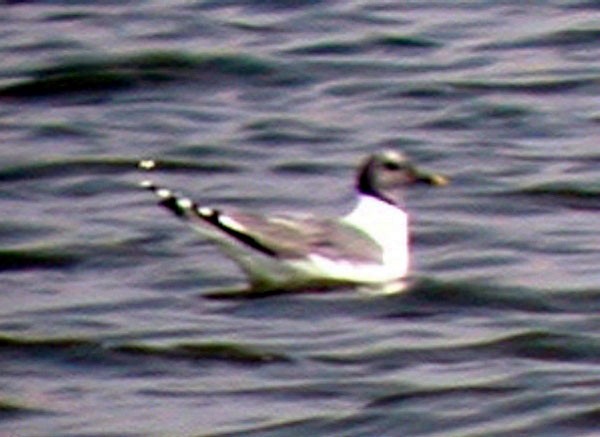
[140, 151, 447, 295]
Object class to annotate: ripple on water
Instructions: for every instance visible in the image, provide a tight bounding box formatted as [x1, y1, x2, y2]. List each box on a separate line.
[0, 247, 80, 272]
[510, 182, 600, 211]
[0, 334, 290, 371]
[479, 28, 600, 50]
[284, 33, 439, 56]
[0, 157, 244, 183]
[0, 51, 311, 99]
[0, 398, 47, 420]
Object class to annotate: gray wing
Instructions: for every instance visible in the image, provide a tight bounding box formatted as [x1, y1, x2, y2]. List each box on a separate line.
[142, 181, 383, 263]
[224, 212, 384, 263]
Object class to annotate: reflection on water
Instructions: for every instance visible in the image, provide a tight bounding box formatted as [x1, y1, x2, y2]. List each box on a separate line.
[1, 1, 599, 436]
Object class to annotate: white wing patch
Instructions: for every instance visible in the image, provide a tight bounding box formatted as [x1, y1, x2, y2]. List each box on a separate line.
[197, 206, 214, 217]
[156, 188, 172, 199]
[138, 160, 156, 170]
[217, 214, 247, 234]
[176, 197, 193, 209]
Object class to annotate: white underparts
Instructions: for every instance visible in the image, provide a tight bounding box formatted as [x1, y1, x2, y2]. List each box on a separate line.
[343, 194, 409, 278]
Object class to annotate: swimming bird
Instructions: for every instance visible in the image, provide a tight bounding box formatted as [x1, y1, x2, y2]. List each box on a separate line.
[140, 151, 447, 294]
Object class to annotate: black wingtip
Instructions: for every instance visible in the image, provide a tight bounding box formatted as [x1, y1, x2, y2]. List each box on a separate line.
[139, 179, 157, 191]
[159, 196, 186, 217]
[140, 180, 192, 218]
[140, 180, 278, 258]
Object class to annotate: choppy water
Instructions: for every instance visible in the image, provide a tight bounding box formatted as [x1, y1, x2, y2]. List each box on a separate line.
[1, 1, 600, 436]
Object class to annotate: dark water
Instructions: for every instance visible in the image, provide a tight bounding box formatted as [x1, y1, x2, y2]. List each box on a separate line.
[1, 1, 600, 436]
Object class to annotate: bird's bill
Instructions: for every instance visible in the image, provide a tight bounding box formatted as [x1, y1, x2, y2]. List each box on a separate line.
[412, 168, 450, 186]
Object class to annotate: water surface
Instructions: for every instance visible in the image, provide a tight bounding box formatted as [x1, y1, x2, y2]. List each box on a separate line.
[1, 1, 599, 436]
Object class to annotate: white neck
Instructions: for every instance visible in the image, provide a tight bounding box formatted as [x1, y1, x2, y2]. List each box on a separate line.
[343, 195, 409, 271]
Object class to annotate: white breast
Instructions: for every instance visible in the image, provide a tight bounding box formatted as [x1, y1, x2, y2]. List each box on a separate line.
[343, 195, 409, 275]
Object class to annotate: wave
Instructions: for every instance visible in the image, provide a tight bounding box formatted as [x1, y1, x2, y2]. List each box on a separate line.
[0, 51, 310, 99]
[0, 157, 243, 183]
[285, 33, 439, 56]
[0, 334, 290, 366]
[504, 182, 600, 211]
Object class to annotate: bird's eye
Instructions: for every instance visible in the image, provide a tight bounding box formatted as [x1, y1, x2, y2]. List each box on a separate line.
[383, 161, 401, 170]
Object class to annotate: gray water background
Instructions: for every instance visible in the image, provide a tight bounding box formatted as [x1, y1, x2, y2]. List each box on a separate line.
[1, 1, 599, 436]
